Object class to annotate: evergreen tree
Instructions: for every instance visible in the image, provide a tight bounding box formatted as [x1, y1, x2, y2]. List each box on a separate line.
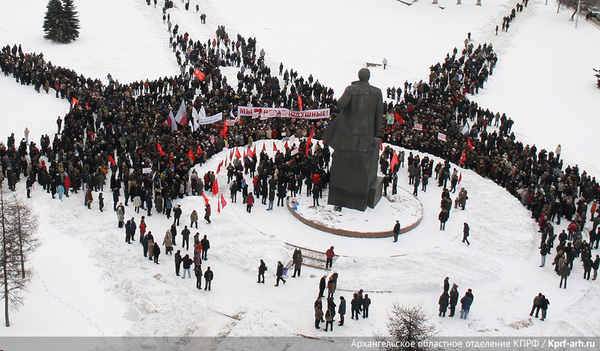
[61, 0, 80, 43]
[43, 0, 65, 42]
[43, 0, 80, 43]
[594, 67, 600, 88]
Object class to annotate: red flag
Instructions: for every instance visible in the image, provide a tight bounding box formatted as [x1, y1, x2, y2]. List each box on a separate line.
[220, 121, 228, 138]
[217, 199, 221, 213]
[298, 94, 303, 111]
[169, 153, 172, 165]
[72, 97, 79, 105]
[108, 155, 117, 166]
[212, 178, 219, 195]
[467, 137, 474, 150]
[248, 146, 255, 159]
[262, 143, 266, 152]
[380, 139, 383, 151]
[284, 140, 289, 150]
[390, 152, 399, 172]
[188, 148, 195, 163]
[197, 146, 203, 156]
[305, 125, 315, 156]
[85, 103, 89, 109]
[194, 68, 205, 81]
[220, 193, 227, 209]
[216, 160, 223, 174]
[458, 172, 462, 184]
[235, 147, 241, 158]
[201, 191, 209, 205]
[394, 112, 404, 125]
[273, 143, 278, 152]
[459, 151, 467, 165]
[229, 150, 233, 160]
[157, 142, 165, 156]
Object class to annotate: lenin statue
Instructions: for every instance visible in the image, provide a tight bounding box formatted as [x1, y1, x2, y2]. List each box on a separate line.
[322, 68, 383, 211]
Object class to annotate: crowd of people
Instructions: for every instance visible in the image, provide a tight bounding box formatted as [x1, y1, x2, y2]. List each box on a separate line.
[1, 0, 599, 331]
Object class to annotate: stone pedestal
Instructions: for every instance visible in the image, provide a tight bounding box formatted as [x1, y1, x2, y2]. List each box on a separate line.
[368, 177, 383, 209]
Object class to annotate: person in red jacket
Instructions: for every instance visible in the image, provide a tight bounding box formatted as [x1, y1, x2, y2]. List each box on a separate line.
[246, 192, 255, 213]
[325, 246, 335, 269]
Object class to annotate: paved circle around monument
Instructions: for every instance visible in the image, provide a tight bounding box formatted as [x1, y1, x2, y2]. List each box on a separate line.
[286, 186, 423, 238]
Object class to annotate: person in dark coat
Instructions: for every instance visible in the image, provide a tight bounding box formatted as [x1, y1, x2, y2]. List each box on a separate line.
[539, 295, 550, 321]
[258, 259, 267, 283]
[200, 235, 210, 260]
[393, 220, 400, 242]
[449, 284, 459, 317]
[443, 277, 450, 293]
[173, 204, 182, 225]
[181, 226, 190, 250]
[292, 248, 303, 277]
[460, 289, 474, 319]
[194, 265, 203, 290]
[362, 294, 371, 318]
[181, 254, 193, 279]
[170, 223, 178, 246]
[125, 219, 133, 244]
[439, 210, 449, 230]
[462, 222, 470, 245]
[319, 275, 327, 298]
[275, 261, 286, 286]
[204, 266, 213, 291]
[530, 293, 543, 318]
[351, 293, 360, 320]
[338, 296, 346, 326]
[98, 193, 104, 212]
[153, 241, 161, 264]
[583, 257, 593, 280]
[175, 250, 182, 276]
[439, 291, 449, 317]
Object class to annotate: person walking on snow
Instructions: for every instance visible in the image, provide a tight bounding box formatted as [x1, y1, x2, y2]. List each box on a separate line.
[275, 261, 286, 286]
[462, 222, 470, 245]
[530, 293, 543, 318]
[258, 259, 267, 283]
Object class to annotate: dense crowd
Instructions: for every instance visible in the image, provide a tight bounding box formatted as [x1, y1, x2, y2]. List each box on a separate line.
[1, 0, 599, 330]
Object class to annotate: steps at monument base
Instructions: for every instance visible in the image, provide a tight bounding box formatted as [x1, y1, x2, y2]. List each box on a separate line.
[285, 242, 337, 270]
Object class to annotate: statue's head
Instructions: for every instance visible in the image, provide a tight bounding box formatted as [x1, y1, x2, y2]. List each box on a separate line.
[358, 68, 370, 82]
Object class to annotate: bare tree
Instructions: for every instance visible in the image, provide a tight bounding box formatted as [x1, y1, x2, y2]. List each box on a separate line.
[9, 196, 38, 279]
[0, 187, 37, 327]
[379, 302, 437, 351]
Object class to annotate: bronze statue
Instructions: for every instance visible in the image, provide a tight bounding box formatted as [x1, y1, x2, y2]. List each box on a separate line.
[322, 68, 383, 211]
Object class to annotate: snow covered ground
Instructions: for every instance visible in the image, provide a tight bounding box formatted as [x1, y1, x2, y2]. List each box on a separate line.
[0, 0, 599, 347]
